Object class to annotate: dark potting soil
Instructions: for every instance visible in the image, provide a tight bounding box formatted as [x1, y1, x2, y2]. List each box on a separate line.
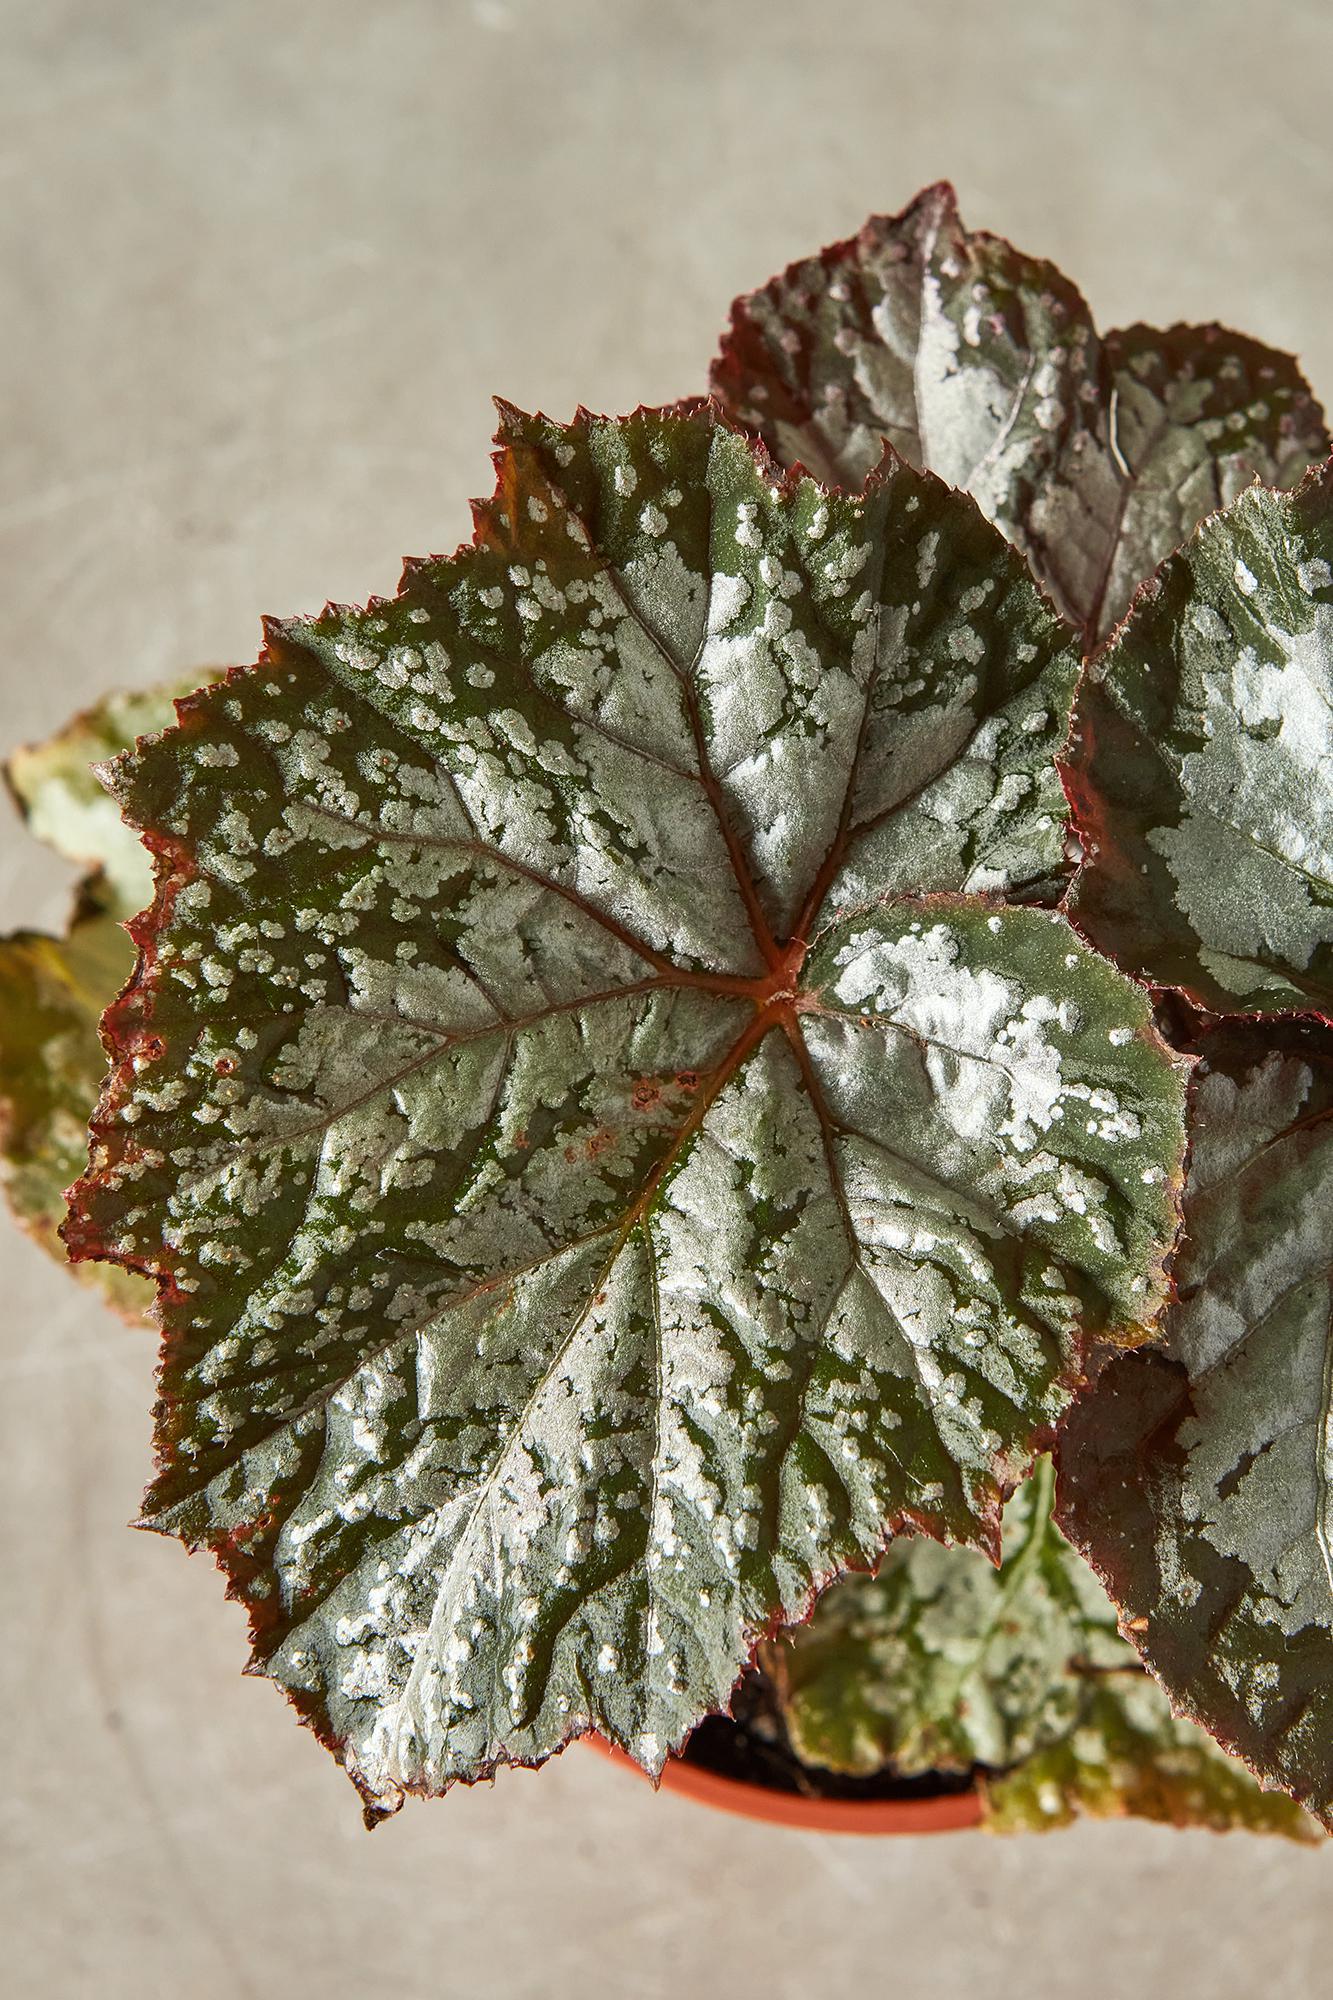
[679, 1666, 978, 1803]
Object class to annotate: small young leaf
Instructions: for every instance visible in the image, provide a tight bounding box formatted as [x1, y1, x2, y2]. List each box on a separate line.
[771, 1458, 1100, 1779]
[66, 406, 1186, 1816]
[0, 682, 213, 1312]
[984, 1681, 1320, 1840]
[711, 184, 1328, 644]
[1057, 1022, 1333, 1825]
[771, 1458, 1317, 1838]
[1067, 463, 1333, 1016]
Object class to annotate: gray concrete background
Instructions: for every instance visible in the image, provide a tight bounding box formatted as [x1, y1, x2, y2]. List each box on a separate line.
[3, 5, 1332, 1995]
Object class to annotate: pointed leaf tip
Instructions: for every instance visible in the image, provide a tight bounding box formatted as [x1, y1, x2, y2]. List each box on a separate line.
[713, 189, 1328, 644]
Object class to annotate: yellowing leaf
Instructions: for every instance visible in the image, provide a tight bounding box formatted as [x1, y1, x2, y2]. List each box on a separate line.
[0, 681, 218, 1314]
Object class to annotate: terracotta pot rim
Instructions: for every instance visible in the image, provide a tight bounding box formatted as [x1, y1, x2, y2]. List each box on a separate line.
[584, 1733, 983, 1835]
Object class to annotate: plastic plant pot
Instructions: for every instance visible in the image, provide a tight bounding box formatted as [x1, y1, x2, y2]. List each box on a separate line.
[584, 1734, 983, 1835]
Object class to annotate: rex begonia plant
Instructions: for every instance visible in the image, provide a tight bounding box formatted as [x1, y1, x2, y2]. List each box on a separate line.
[5, 184, 1332, 1837]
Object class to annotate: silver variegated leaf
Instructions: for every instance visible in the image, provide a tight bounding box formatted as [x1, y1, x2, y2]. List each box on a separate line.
[1067, 462, 1333, 1017]
[67, 406, 1185, 1818]
[984, 1682, 1320, 1839]
[1058, 1022, 1333, 1825]
[711, 183, 1329, 644]
[770, 1456, 1317, 1838]
[771, 1458, 1111, 1779]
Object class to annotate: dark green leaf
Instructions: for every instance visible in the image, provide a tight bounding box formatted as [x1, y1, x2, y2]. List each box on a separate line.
[67, 406, 1185, 1816]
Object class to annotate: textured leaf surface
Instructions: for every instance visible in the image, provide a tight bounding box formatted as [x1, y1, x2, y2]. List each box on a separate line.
[712, 183, 1328, 644]
[67, 406, 1185, 1816]
[1067, 465, 1333, 1016]
[0, 684, 210, 1311]
[771, 1457, 1315, 1836]
[1058, 1022, 1333, 1824]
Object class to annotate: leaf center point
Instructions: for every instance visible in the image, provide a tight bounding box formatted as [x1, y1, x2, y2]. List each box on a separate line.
[749, 936, 810, 1018]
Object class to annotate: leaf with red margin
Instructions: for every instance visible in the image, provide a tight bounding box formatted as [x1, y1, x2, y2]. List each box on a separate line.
[1057, 1018, 1333, 1825]
[711, 183, 1328, 646]
[1066, 461, 1333, 1018]
[66, 404, 1185, 1820]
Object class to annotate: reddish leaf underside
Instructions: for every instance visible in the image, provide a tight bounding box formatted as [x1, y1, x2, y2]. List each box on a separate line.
[712, 183, 1329, 649]
[1058, 1020, 1333, 1825]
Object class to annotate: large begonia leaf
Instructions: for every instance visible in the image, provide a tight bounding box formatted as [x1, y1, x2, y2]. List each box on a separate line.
[1066, 464, 1333, 1017]
[66, 405, 1185, 1819]
[1057, 1021, 1333, 1824]
[770, 1457, 1316, 1838]
[711, 183, 1328, 645]
[0, 682, 214, 1313]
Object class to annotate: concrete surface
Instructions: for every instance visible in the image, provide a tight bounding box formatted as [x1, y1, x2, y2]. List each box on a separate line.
[3, 5, 1332, 1996]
